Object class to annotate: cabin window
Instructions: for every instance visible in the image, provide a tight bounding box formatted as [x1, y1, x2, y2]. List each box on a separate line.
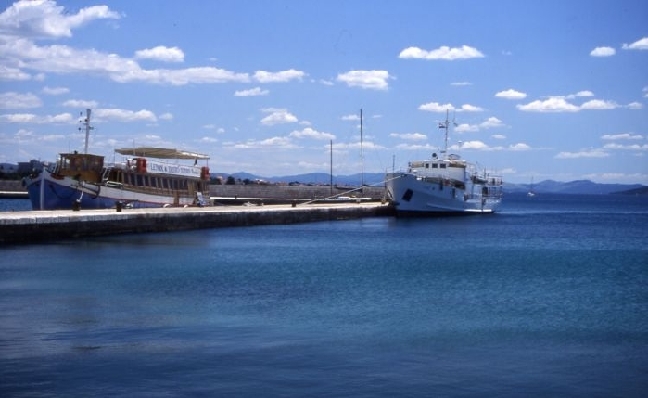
[432, 163, 438, 169]
[425, 163, 429, 168]
[136, 175, 144, 186]
[440, 164, 447, 169]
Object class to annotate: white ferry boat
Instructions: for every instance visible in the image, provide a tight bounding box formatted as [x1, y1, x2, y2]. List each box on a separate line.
[386, 112, 502, 214]
[22, 109, 211, 210]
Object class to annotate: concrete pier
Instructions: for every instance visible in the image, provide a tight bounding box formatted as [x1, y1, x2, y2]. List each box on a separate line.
[0, 202, 394, 245]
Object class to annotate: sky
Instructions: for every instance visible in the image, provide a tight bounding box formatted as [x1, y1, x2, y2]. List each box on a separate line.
[0, 0, 647, 185]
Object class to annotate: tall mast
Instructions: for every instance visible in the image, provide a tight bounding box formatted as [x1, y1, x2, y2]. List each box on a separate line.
[80, 108, 94, 154]
[330, 139, 333, 196]
[360, 108, 364, 187]
[440, 109, 449, 157]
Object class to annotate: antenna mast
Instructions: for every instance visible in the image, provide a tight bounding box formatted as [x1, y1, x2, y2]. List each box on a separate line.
[80, 109, 94, 154]
[360, 108, 364, 188]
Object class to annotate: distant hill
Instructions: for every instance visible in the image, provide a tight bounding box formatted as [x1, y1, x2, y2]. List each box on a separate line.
[505, 179, 644, 195]
[213, 172, 645, 195]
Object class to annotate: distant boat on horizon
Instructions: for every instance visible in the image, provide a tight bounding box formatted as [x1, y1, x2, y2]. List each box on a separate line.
[528, 176, 536, 197]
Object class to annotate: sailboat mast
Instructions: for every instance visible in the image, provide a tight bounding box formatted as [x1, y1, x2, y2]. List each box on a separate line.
[360, 108, 364, 187]
[81, 108, 94, 154]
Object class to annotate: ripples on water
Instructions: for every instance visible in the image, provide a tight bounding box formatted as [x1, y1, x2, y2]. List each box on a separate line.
[1, 195, 647, 397]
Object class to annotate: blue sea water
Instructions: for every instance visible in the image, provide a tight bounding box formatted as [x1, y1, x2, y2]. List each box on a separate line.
[1, 194, 647, 397]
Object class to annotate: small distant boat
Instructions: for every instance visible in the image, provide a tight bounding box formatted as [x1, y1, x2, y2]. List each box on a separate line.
[22, 109, 211, 210]
[386, 111, 503, 214]
[527, 176, 536, 197]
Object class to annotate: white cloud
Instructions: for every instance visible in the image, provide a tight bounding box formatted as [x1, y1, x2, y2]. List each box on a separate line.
[495, 89, 527, 99]
[451, 82, 472, 86]
[603, 143, 648, 150]
[517, 97, 579, 112]
[0, 66, 32, 81]
[260, 108, 298, 126]
[159, 112, 173, 121]
[454, 123, 479, 133]
[134, 46, 185, 62]
[399, 45, 485, 60]
[491, 134, 506, 140]
[235, 87, 269, 97]
[254, 69, 305, 83]
[575, 90, 594, 97]
[62, 99, 98, 108]
[341, 114, 360, 121]
[289, 127, 335, 140]
[643, 87, 648, 98]
[0, 112, 74, 123]
[580, 99, 619, 110]
[460, 140, 489, 149]
[601, 133, 643, 140]
[622, 37, 648, 50]
[480, 117, 505, 129]
[111, 67, 250, 85]
[199, 136, 218, 143]
[627, 102, 643, 110]
[554, 149, 609, 159]
[509, 143, 530, 151]
[390, 133, 427, 141]
[590, 46, 616, 57]
[336, 70, 389, 90]
[0, 92, 42, 109]
[93, 108, 157, 122]
[42, 86, 69, 95]
[0, 0, 121, 39]
[419, 102, 482, 112]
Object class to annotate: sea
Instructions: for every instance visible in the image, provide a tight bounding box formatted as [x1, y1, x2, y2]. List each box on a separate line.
[1, 193, 646, 397]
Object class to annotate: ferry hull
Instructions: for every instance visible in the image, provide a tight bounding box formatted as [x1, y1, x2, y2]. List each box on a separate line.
[386, 173, 501, 215]
[24, 172, 199, 210]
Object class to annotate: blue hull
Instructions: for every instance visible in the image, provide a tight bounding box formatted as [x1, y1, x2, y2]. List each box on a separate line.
[26, 179, 160, 210]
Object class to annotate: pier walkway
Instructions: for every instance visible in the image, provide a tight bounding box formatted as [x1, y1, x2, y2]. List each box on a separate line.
[0, 202, 393, 245]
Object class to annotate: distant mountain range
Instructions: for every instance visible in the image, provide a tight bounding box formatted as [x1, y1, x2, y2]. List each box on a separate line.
[215, 172, 646, 195]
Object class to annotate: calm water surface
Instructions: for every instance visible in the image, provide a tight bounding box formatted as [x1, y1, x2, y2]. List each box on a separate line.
[1, 194, 647, 397]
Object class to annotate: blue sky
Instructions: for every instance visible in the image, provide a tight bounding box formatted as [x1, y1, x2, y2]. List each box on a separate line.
[1, 0, 647, 184]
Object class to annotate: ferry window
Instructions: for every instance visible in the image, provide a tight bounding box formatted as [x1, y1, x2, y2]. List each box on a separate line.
[425, 163, 429, 168]
[432, 163, 438, 169]
[440, 164, 447, 169]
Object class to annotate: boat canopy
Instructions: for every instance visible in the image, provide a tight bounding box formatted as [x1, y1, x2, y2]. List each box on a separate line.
[114, 147, 210, 160]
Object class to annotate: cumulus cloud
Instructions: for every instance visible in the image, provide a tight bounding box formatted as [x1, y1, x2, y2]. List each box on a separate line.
[341, 114, 361, 121]
[134, 46, 185, 62]
[289, 127, 335, 140]
[516, 97, 579, 112]
[590, 46, 616, 57]
[336, 70, 389, 90]
[418, 102, 483, 112]
[390, 133, 427, 141]
[62, 99, 98, 108]
[0, 112, 73, 123]
[254, 69, 305, 83]
[93, 108, 157, 122]
[399, 45, 485, 60]
[495, 89, 527, 99]
[580, 99, 619, 110]
[0, 92, 42, 109]
[460, 140, 489, 149]
[260, 108, 298, 126]
[42, 86, 69, 95]
[555, 149, 609, 159]
[159, 112, 173, 121]
[601, 133, 643, 140]
[0, 0, 121, 39]
[622, 37, 648, 50]
[509, 143, 530, 150]
[235, 87, 269, 97]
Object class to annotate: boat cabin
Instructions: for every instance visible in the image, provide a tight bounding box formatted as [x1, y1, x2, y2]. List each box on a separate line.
[55, 152, 104, 183]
